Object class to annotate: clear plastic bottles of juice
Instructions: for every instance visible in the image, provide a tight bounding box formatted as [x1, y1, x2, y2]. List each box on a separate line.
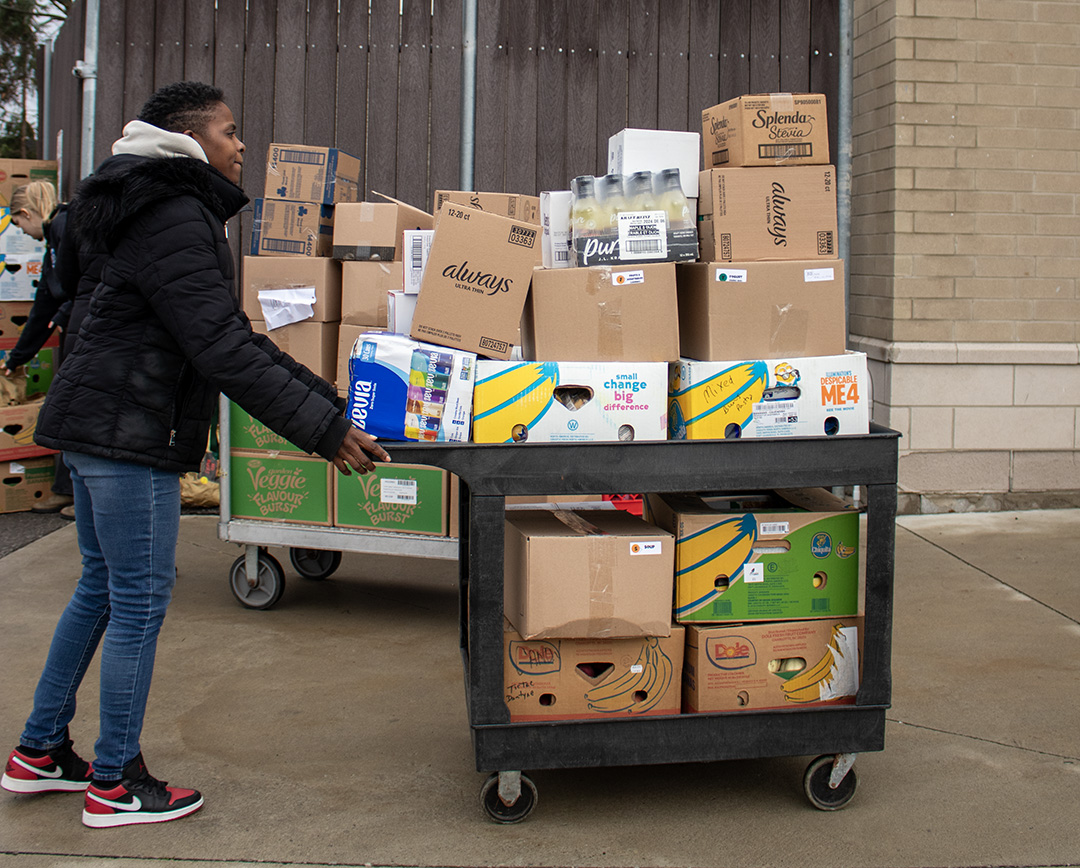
[570, 175, 601, 240]
[625, 170, 659, 212]
[596, 173, 626, 238]
[656, 167, 694, 231]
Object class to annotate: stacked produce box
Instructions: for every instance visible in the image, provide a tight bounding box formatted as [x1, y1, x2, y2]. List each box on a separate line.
[1, 159, 62, 513]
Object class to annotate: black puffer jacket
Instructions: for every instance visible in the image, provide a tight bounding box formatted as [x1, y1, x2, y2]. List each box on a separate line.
[35, 155, 351, 472]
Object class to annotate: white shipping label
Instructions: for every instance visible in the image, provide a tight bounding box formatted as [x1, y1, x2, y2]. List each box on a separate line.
[630, 664, 644, 673]
[803, 268, 835, 283]
[612, 269, 645, 285]
[759, 521, 791, 536]
[629, 540, 663, 556]
[380, 478, 418, 505]
[744, 562, 765, 583]
[617, 211, 668, 260]
[753, 400, 798, 426]
[9, 462, 25, 474]
[715, 268, 748, 283]
[258, 286, 317, 330]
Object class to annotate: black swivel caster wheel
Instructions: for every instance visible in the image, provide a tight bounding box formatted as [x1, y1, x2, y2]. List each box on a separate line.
[803, 754, 858, 811]
[289, 547, 342, 580]
[229, 549, 286, 610]
[479, 772, 537, 824]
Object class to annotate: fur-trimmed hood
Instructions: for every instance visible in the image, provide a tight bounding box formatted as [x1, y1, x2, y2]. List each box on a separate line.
[73, 154, 248, 250]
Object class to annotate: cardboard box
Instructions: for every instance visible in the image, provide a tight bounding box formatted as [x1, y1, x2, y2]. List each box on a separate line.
[504, 623, 685, 721]
[0, 399, 56, 461]
[683, 618, 861, 712]
[0, 301, 32, 341]
[505, 508, 675, 639]
[0, 339, 58, 400]
[387, 291, 417, 335]
[334, 462, 448, 535]
[251, 320, 339, 383]
[433, 190, 541, 224]
[473, 361, 667, 444]
[341, 261, 398, 326]
[0, 455, 55, 514]
[697, 166, 837, 261]
[332, 197, 434, 262]
[249, 198, 335, 257]
[668, 351, 870, 440]
[242, 255, 342, 323]
[229, 450, 332, 525]
[702, 93, 830, 168]
[410, 206, 539, 359]
[0, 254, 43, 301]
[540, 191, 572, 269]
[0, 159, 58, 207]
[524, 262, 680, 362]
[645, 491, 859, 624]
[675, 260, 846, 361]
[336, 324, 367, 390]
[227, 400, 306, 456]
[264, 144, 361, 205]
[402, 229, 433, 292]
[607, 129, 701, 198]
[345, 331, 476, 442]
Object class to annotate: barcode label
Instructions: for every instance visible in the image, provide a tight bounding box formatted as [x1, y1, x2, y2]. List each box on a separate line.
[555, 248, 569, 262]
[280, 149, 326, 166]
[759, 143, 813, 159]
[759, 521, 790, 536]
[617, 211, 668, 260]
[381, 478, 418, 505]
[411, 235, 424, 269]
[753, 400, 798, 425]
[260, 238, 308, 254]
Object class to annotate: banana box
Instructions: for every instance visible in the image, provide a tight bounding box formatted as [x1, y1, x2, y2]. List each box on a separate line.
[346, 331, 476, 442]
[504, 622, 685, 721]
[645, 491, 859, 624]
[472, 361, 667, 443]
[0, 399, 55, 461]
[1, 456, 55, 514]
[668, 351, 869, 440]
[683, 617, 861, 712]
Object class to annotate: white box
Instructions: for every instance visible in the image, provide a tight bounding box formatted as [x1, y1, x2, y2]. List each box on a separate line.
[402, 229, 433, 294]
[668, 351, 870, 440]
[472, 361, 668, 443]
[607, 129, 702, 199]
[540, 191, 572, 269]
[388, 290, 417, 334]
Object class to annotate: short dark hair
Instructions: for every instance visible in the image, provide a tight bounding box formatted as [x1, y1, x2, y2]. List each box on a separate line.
[137, 81, 225, 134]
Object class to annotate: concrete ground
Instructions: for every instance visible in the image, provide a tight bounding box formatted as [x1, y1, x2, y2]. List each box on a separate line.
[1, 509, 1078, 868]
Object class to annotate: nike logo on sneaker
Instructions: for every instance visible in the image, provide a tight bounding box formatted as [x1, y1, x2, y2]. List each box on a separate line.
[12, 756, 62, 778]
[87, 791, 144, 811]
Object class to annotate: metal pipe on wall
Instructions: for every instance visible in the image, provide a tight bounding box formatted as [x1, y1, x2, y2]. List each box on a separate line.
[459, 0, 478, 190]
[74, 0, 100, 180]
[838, 0, 853, 329]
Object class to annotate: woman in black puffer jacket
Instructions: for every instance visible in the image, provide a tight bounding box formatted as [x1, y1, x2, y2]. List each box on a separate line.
[4, 82, 390, 829]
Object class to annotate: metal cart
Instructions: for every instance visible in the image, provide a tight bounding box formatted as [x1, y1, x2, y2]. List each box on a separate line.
[217, 396, 458, 609]
[381, 424, 899, 821]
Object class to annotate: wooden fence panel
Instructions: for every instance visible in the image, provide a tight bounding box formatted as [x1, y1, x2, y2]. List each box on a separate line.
[688, 0, 721, 116]
[505, 1, 538, 196]
[153, 0, 185, 89]
[183, 0, 216, 84]
[627, 0, 659, 130]
[810, 0, 840, 163]
[366, 0, 401, 197]
[564, 0, 598, 182]
[595, 0, 628, 174]
[121, 0, 155, 124]
[396, 0, 432, 209]
[241, 0, 276, 254]
[719, 0, 751, 99]
[429, 0, 462, 204]
[305, 0, 338, 148]
[214, 0, 247, 277]
[536, 0, 569, 193]
[473, 0, 508, 194]
[272, 0, 306, 145]
[93, 0, 124, 170]
[780, 0, 811, 92]
[658, 0, 690, 132]
[335, 0, 369, 173]
[749, 1, 781, 93]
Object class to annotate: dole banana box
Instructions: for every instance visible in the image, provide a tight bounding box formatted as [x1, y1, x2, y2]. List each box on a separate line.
[229, 451, 332, 525]
[334, 463, 447, 535]
[264, 144, 362, 205]
[505, 508, 675, 640]
[472, 361, 667, 444]
[702, 93, 830, 168]
[0, 399, 54, 461]
[1, 206, 46, 301]
[410, 205, 539, 360]
[645, 491, 859, 624]
[242, 255, 342, 322]
[668, 351, 869, 440]
[1, 456, 55, 514]
[249, 198, 335, 257]
[504, 622, 685, 721]
[346, 331, 476, 442]
[228, 401, 306, 456]
[683, 617, 861, 713]
[697, 165, 837, 261]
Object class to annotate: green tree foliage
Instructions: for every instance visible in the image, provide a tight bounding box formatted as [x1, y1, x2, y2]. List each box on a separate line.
[0, 0, 71, 158]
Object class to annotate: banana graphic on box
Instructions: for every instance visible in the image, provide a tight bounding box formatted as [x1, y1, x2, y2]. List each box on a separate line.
[584, 637, 673, 714]
[778, 624, 860, 704]
[471, 362, 560, 443]
[674, 513, 757, 618]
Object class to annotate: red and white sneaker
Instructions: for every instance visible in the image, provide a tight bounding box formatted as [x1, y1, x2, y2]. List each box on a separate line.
[82, 753, 203, 828]
[2, 739, 93, 794]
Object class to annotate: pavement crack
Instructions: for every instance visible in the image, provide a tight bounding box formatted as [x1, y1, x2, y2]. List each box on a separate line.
[897, 524, 1080, 626]
[887, 716, 1080, 762]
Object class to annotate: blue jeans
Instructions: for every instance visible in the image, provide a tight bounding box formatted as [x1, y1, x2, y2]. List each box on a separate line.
[20, 452, 181, 780]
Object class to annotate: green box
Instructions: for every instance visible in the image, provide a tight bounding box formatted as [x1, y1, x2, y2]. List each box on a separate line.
[230, 451, 331, 525]
[334, 463, 447, 535]
[646, 491, 860, 624]
[228, 401, 305, 455]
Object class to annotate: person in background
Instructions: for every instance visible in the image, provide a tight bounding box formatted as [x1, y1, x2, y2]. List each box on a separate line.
[1, 180, 78, 513]
[1, 81, 390, 828]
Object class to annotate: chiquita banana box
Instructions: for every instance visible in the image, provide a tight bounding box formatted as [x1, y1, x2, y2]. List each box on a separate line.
[667, 351, 869, 440]
[346, 331, 476, 442]
[503, 622, 685, 721]
[472, 361, 667, 443]
[645, 491, 859, 624]
[683, 618, 861, 713]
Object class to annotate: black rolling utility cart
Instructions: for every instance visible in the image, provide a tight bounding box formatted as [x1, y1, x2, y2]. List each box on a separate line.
[384, 424, 899, 822]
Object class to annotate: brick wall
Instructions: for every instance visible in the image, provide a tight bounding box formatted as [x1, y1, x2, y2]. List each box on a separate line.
[849, 0, 1080, 511]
